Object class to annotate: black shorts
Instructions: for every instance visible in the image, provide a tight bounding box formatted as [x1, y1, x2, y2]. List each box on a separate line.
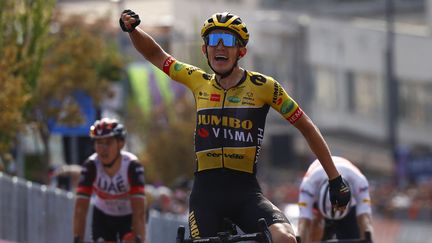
[322, 207, 360, 240]
[92, 206, 132, 241]
[188, 169, 290, 238]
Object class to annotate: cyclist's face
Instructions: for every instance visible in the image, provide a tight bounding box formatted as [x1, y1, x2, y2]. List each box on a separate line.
[93, 137, 123, 164]
[203, 30, 246, 73]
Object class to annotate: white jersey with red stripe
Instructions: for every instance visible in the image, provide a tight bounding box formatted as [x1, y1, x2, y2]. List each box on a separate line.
[76, 151, 145, 216]
[298, 156, 371, 220]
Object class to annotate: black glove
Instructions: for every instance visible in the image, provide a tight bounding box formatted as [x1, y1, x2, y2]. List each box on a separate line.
[119, 9, 141, 32]
[135, 235, 142, 243]
[363, 231, 373, 243]
[328, 175, 351, 208]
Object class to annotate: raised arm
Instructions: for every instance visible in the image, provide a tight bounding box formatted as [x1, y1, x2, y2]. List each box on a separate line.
[120, 10, 170, 70]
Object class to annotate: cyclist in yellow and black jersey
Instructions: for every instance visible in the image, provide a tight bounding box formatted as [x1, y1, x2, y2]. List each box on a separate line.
[165, 57, 303, 174]
[120, 10, 351, 243]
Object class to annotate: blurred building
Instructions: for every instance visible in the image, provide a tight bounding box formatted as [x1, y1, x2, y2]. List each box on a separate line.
[168, 0, 432, 182]
[57, 0, 432, 182]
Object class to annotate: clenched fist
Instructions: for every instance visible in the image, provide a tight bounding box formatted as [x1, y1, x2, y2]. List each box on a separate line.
[119, 9, 141, 32]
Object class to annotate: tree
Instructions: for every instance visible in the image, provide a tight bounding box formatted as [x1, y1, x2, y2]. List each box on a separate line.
[0, 0, 55, 164]
[127, 95, 196, 186]
[29, 12, 125, 181]
[0, 1, 125, 181]
[0, 46, 27, 158]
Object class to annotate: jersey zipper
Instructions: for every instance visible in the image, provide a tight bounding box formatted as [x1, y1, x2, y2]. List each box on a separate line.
[220, 89, 228, 169]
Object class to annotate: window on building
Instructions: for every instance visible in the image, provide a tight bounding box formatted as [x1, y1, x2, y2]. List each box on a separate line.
[352, 72, 383, 118]
[399, 81, 432, 126]
[315, 66, 339, 110]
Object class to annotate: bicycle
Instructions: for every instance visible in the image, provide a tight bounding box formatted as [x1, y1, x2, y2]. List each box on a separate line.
[296, 231, 372, 243]
[176, 218, 273, 243]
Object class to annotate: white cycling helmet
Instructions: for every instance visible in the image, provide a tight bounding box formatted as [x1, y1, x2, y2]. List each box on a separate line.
[317, 180, 352, 220]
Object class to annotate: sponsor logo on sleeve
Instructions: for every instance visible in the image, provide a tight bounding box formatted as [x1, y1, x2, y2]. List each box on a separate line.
[276, 98, 283, 105]
[162, 56, 176, 75]
[186, 66, 200, 75]
[287, 107, 303, 124]
[272, 82, 285, 104]
[272, 83, 280, 104]
[281, 99, 295, 114]
[174, 62, 184, 71]
[202, 73, 212, 80]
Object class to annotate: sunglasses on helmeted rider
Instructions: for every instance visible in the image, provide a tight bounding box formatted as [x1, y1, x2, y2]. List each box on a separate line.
[205, 33, 238, 47]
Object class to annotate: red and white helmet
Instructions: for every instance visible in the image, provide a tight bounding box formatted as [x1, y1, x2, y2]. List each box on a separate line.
[89, 118, 126, 139]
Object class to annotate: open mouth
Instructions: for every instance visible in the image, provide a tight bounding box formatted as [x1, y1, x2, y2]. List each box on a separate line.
[215, 55, 228, 61]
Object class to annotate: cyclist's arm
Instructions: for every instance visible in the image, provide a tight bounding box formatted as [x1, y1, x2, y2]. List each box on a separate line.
[73, 197, 90, 242]
[297, 217, 311, 243]
[128, 27, 170, 71]
[357, 213, 373, 240]
[73, 160, 95, 242]
[293, 113, 339, 180]
[263, 78, 339, 180]
[351, 172, 373, 240]
[131, 197, 147, 243]
[128, 161, 146, 242]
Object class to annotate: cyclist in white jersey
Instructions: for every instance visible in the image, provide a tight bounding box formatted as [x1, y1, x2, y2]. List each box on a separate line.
[297, 156, 373, 243]
[73, 118, 146, 243]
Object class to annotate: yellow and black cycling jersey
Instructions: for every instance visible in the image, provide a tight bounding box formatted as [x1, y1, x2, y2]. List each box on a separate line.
[163, 56, 303, 174]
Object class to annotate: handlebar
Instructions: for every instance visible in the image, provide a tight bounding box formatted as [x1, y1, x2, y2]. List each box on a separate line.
[176, 218, 273, 243]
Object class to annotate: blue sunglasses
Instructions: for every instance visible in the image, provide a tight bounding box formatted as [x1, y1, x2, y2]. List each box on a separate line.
[206, 33, 237, 47]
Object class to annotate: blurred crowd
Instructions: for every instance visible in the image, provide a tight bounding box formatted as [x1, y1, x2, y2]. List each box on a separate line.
[260, 177, 432, 223]
[25, 164, 432, 223]
[144, 179, 191, 219]
[371, 180, 432, 221]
